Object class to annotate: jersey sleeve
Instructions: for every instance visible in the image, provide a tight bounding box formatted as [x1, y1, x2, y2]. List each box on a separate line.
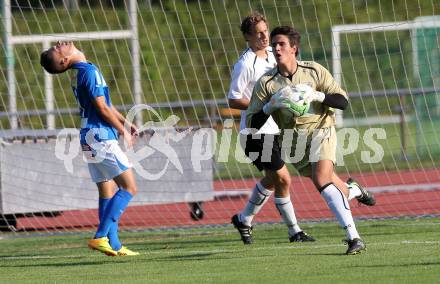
[316, 63, 348, 99]
[245, 77, 269, 129]
[227, 60, 251, 100]
[83, 68, 106, 100]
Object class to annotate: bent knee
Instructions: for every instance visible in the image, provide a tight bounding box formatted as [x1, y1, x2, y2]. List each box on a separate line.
[274, 174, 291, 195]
[270, 171, 290, 188]
[312, 176, 332, 191]
[124, 186, 137, 196]
[278, 175, 290, 188]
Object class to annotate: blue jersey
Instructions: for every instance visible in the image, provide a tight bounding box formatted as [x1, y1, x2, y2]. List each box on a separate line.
[71, 62, 118, 145]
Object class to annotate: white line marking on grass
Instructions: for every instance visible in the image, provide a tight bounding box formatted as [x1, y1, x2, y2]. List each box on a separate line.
[152, 240, 440, 255]
[401, 240, 440, 244]
[0, 254, 95, 260]
[2, 240, 438, 261]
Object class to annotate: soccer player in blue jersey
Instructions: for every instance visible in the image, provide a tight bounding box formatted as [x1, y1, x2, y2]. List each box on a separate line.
[40, 41, 139, 256]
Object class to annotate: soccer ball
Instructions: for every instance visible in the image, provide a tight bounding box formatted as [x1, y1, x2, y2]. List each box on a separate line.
[277, 84, 311, 117]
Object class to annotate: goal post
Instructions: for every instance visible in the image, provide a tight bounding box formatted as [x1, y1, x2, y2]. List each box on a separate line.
[412, 16, 440, 156]
[331, 21, 414, 128]
[331, 16, 440, 157]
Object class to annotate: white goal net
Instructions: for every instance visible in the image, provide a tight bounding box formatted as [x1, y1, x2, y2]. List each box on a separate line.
[1, 0, 439, 234]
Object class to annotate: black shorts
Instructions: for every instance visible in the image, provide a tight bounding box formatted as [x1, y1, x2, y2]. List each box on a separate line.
[242, 134, 285, 172]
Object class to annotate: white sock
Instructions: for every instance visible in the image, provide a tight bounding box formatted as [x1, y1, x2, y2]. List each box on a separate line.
[347, 182, 362, 201]
[239, 182, 273, 226]
[321, 183, 360, 240]
[274, 196, 301, 236]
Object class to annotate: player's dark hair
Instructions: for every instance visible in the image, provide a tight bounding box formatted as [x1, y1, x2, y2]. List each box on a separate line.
[270, 26, 301, 56]
[40, 50, 64, 74]
[240, 12, 267, 35]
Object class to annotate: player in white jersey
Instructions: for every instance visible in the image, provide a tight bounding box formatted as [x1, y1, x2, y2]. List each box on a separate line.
[228, 12, 314, 244]
[40, 41, 139, 256]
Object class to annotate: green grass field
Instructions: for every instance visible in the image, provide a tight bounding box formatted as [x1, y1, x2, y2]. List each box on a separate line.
[1, 217, 439, 283]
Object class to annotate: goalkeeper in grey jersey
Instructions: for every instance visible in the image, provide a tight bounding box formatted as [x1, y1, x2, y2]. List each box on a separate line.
[246, 26, 376, 255]
[228, 12, 315, 245]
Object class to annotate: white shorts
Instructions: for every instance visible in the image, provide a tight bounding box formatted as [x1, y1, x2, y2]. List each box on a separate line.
[82, 140, 133, 183]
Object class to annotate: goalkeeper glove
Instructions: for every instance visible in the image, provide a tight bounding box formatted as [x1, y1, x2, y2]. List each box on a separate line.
[263, 85, 310, 117]
[291, 83, 325, 104]
[262, 86, 292, 115]
[304, 91, 325, 104]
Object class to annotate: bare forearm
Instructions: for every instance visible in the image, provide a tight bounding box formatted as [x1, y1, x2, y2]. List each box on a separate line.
[99, 106, 127, 135]
[112, 105, 138, 134]
[111, 106, 128, 124]
[228, 98, 249, 110]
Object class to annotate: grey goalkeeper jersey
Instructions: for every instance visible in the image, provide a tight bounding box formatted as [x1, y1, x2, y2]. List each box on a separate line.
[246, 60, 348, 131]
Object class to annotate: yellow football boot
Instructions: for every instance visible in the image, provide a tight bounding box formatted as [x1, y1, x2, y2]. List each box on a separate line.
[88, 237, 117, 256]
[116, 246, 140, 256]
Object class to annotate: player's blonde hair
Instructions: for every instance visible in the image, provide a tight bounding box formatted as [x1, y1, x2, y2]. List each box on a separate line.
[240, 12, 268, 36]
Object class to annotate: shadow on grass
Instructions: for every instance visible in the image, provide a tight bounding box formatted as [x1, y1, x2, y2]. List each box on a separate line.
[294, 252, 355, 256]
[161, 238, 238, 246]
[352, 261, 440, 268]
[159, 252, 237, 262]
[0, 259, 134, 268]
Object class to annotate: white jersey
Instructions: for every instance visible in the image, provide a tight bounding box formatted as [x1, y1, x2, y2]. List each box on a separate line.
[227, 46, 279, 134]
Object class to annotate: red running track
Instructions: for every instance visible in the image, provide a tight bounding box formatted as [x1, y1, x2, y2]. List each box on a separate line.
[16, 168, 440, 232]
